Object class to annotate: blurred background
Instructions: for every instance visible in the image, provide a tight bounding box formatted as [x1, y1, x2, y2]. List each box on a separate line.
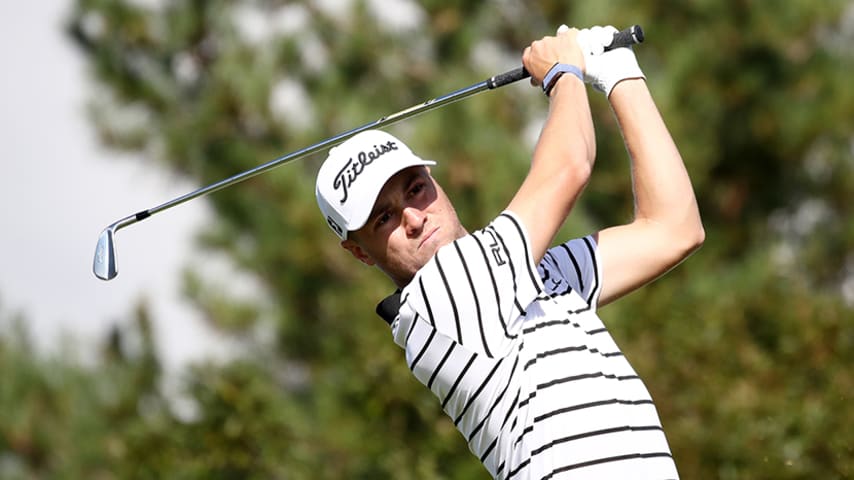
[1, 0, 851, 478]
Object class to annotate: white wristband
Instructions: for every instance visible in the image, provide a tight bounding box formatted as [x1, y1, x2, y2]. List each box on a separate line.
[542, 63, 583, 97]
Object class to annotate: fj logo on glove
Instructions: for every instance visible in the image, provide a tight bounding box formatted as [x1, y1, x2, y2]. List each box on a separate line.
[333, 141, 399, 204]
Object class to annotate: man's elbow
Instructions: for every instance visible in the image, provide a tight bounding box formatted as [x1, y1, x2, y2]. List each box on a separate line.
[653, 221, 704, 273]
[540, 153, 592, 200]
[677, 219, 705, 258]
[572, 159, 593, 190]
[562, 150, 593, 191]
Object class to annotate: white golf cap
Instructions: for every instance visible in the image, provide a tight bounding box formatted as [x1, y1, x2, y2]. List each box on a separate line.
[315, 130, 435, 240]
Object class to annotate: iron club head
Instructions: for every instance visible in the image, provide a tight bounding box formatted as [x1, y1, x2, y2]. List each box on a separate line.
[93, 226, 118, 280]
[92, 213, 144, 281]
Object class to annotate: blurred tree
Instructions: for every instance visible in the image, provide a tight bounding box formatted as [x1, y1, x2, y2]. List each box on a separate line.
[3, 0, 851, 478]
[0, 304, 170, 478]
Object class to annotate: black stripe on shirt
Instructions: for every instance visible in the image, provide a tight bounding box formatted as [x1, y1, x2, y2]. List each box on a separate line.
[518, 375, 646, 416]
[435, 253, 462, 343]
[487, 225, 527, 317]
[478, 434, 499, 466]
[403, 312, 420, 346]
[561, 243, 585, 292]
[500, 213, 542, 296]
[536, 372, 642, 393]
[472, 232, 514, 339]
[418, 277, 435, 327]
[495, 409, 521, 476]
[408, 328, 436, 371]
[441, 352, 477, 410]
[589, 347, 625, 358]
[427, 342, 456, 390]
[495, 460, 506, 479]
[582, 236, 601, 305]
[543, 250, 557, 271]
[478, 387, 521, 466]
[535, 398, 653, 424]
[512, 398, 656, 450]
[518, 390, 535, 409]
[541, 452, 674, 480]
[453, 357, 504, 426]
[506, 458, 531, 480]
[522, 315, 588, 335]
[530, 425, 665, 456]
[541, 251, 575, 298]
[508, 450, 674, 480]
[453, 241, 492, 357]
[523, 345, 588, 370]
[467, 355, 520, 442]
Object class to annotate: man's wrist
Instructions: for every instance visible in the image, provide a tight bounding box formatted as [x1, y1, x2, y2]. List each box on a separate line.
[543, 63, 583, 97]
[606, 77, 646, 101]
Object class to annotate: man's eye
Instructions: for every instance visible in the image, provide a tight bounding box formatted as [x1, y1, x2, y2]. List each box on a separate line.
[409, 182, 425, 197]
[376, 212, 391, 227]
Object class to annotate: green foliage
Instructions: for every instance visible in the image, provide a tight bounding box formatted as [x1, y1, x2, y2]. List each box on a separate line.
[0, 305, 164, 478]
[1, 0, 851, 478]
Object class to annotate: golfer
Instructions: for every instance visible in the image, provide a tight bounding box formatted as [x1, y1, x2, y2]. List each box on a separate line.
[315, 24, 702, 479]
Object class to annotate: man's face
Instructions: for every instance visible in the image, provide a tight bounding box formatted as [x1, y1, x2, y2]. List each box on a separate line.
[342, 166, 467, 287]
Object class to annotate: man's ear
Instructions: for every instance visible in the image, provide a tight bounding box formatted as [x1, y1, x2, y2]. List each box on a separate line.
[341, 239, 375, 266]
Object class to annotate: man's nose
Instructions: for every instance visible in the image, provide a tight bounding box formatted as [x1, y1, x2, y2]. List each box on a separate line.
[402, 207, 426, 236]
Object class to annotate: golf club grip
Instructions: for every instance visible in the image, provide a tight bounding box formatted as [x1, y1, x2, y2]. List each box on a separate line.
[487, 24, 644, 89]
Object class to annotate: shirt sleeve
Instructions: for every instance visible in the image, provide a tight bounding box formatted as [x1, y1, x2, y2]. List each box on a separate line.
[540, 235, 603, 310]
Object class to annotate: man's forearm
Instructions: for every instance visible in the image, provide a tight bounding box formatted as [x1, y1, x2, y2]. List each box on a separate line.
[508, 73, 596, 263]
[534, 75, 596, 176]
[609, 79, 702, 235]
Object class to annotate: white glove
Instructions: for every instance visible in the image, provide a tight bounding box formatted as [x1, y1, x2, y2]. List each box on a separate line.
[576, 25, 645, 97]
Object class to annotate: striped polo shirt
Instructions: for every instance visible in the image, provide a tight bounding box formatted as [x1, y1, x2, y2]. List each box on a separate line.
[379, 211, 679, 479]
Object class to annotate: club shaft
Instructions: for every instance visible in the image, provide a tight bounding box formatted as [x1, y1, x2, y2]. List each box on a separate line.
[105, 24, 644, 237]
[112, 79, 497, 234]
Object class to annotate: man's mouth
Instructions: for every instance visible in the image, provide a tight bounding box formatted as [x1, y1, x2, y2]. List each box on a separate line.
[419, 226, 440, 249]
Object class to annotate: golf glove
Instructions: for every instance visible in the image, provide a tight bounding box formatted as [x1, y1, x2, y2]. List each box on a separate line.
[576, 25, 645, 97]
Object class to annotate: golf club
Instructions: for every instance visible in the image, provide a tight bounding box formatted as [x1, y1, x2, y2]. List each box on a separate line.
[93, 25, 644, 281]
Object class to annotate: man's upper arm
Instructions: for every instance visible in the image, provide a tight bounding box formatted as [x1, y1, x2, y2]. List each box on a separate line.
[594, 220, 702, 307]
